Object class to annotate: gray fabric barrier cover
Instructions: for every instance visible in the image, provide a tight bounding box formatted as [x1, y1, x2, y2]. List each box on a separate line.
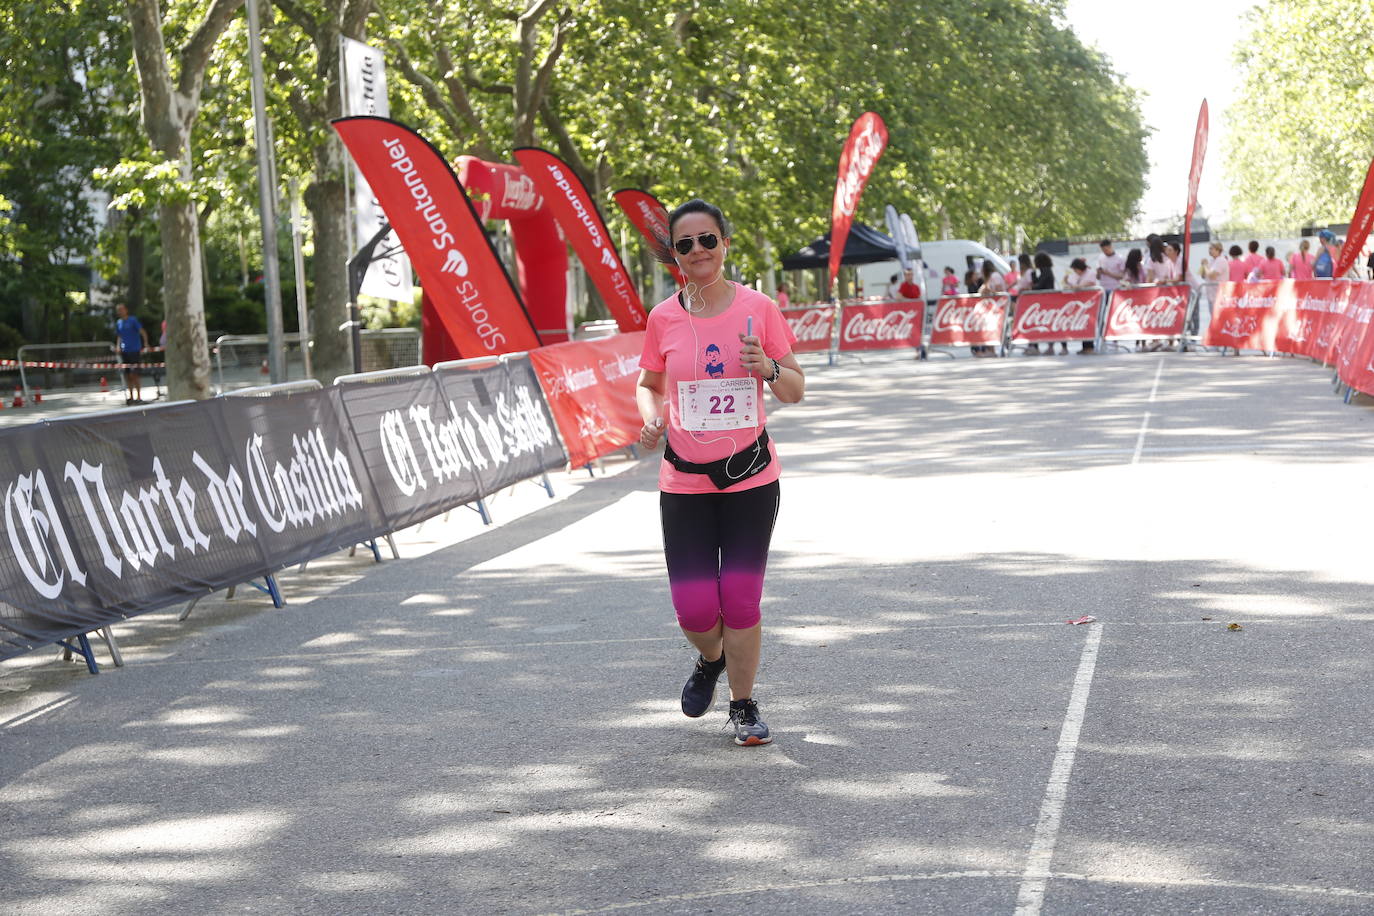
[0, 362, 567, 660]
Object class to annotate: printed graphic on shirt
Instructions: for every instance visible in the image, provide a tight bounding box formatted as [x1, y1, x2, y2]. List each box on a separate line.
[703, 342, 732, 378]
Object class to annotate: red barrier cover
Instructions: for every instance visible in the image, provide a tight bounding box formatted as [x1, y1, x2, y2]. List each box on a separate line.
[331, 116, 542, 356]
[514, 148, 646, 334]
[1103, 285, 1189, 340]
[838, 300, 923, 351]
[1204, 281, 1288, 351]
[782, 304, 836, 353]
[1009, 290, 1102, 343]
[528, 333, 645, 468]
[930, 295, 1009, 347]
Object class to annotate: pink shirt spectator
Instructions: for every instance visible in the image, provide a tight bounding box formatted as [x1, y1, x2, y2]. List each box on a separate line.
[639, 285, 796, 494]
[1260, 257, 1285, 281]
[1289, 252, 1314, 280]
[1003, 269, 1020, 289]
[776, 289, 790, 309]
[1097, 252, 1126, 291]
[1228, 258, 1248, 282]
[1243, 253, 1263, 276]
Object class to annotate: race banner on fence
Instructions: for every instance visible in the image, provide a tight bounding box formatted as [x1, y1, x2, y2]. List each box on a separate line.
[930, 295, 1008, 348]
[1205, 281, 1288, 351]
[0, 392, 383, 657]
[1009, 291, 1102, 344]
[838, 300, 924, 351]
[432, 356, 567, 493]
[782, 304, 836, 353]
[514, 148, 647, 333]
[1103, 285, 1190, 340]
[528, 334, 644, 469]
[337, 373, 485, 532]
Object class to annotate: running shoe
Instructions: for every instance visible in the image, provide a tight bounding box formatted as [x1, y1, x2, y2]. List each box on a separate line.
[681, 653, 726, 718]
[728, 698, 772, 746]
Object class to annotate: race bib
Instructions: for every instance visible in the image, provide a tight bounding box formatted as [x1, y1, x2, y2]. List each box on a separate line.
[677, 378, 758, 431]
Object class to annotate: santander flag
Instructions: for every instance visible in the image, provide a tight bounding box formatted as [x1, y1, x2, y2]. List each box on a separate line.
[331, 116, 541, 356]
[514, 148, 646, 332]
[828, 112, 889, 296]
[1182, 100, 1208, 277]
[1334, 156, 1374, 279]
[613, 188, 685, 286]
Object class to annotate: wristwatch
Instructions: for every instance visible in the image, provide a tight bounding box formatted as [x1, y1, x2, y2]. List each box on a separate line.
[764, 359, 782, 383]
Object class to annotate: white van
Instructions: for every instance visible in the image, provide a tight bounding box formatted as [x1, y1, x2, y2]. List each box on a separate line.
[856, 241, 1012, 301]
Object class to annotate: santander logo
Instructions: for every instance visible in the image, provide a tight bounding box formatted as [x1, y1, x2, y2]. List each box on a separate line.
[1107, 295, 1184, 333]
[1014, 298, 1096, 336]
[843, 309, 918, 343]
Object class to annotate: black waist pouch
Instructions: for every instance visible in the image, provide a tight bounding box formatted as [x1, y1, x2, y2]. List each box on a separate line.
[663, 428, 772, 490]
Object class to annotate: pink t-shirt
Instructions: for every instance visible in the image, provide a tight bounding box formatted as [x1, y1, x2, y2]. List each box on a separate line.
[1289, 252, 1314, 280]
[639, 284, 797, 494]
[1228, 259, 1248, 282]
[1260, 257, 1285, 281]
[1243, 253, 1263, 275]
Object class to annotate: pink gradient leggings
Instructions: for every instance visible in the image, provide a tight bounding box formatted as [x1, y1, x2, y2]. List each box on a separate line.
[659, 481, 780, 632]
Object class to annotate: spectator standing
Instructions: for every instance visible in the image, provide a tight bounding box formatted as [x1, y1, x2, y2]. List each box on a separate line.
[775, 282, 790, 309]
[1144, 235, 1168, 283]
[1198, 242, 1229, 338]
[1160, 241, 1183, 283]
[1260, 246, 1285, 280]
[941, 267, 960, 297]
[1242, 240, 1263, 277]
[1123, 248, 1145, 285]
[1314, 230, 1336, 278]
[973, 260, 1005, 357]
[1097, 239, 1125, 293]
[964, 268, 982, 295]
[897, 268, 922, 300]
[1029, 252, 1063, 354]
[1289, 240, 1315, 280]
[1063, 258, 1098, 354]
[1014, 253, 1034, 293]
[1227, 245, 1248, 282]
[1003, 259, 1021, 291]
[114, 303, 149, 406]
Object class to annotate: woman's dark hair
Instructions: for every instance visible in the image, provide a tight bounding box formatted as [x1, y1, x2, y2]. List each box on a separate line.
[1124, 248, 1143, 280]
[981, 259, 998, 278]
[1164, 241, 1180, 255]
[1070, 257, 1088, 271]
[1266, 245, 1276, 259]
[1033, 252, 1052, 270]
[1019, 253, 1032, 271]
[1229, 244, 1243, 258]
[1148, 236, 1165, 263]
[650, 198, 732, 265]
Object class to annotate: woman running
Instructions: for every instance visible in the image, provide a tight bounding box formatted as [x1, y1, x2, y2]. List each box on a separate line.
[636, 199, 805, 746]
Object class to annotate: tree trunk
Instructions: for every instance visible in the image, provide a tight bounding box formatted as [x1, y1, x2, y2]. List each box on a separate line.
[126, 213, 146, 313]
[305, 169, 352, 383]
[161, 174, 212, 400]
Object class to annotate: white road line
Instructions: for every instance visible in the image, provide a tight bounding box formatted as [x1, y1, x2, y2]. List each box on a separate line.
[1130, 358, 1166, 465]
[0, 694, 76, 729]
[1013, 622, 1105, 916]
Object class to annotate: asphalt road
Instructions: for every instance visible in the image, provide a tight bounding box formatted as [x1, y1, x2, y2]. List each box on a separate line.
[2, 349, 1373, 915]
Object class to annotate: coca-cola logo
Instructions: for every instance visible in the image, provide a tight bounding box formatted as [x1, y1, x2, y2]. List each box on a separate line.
[786, 308, 834, 342]
[833, 119, 886, 219]
[934, 299, 1003, 333]
[843, 309, 918, 343]
[1014, 298, 1096, 336]
[1108, 295, 1185, 333]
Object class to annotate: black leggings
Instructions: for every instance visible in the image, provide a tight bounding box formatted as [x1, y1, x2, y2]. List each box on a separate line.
[659, 481, 780, 632]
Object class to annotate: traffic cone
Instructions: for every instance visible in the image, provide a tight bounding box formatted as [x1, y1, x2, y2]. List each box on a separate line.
[260, 358, 269, 375]
[33, 388, 42, 403]
[12, 387, 23, 408]
[100, 376, 109, 393]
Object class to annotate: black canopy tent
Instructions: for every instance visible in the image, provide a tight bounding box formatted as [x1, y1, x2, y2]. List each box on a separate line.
[780, 222, 899, 270]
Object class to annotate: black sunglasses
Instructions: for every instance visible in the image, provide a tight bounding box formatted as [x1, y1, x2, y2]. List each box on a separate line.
[674, 232, 720, 255]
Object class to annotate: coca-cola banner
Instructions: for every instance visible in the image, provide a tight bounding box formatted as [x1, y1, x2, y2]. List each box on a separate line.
[782, 304, 837, 353]
[1009, 291, 1103, 344]
[432, 356, 567, 494]
[332, 117, 542, 357]
[930, 295, 1009, 348]
[613, 188, 685, 287]
[828, 112, 889, 295]
[514, 148, 647, 333]
[1335, 156, 1374, 280]
[528, 333, 645, 469]
[838, 300, 924, 351]
[1103, 285, 1190, 341]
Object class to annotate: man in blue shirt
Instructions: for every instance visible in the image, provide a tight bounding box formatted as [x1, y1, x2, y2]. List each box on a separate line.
[1313, 230, 1337, 279]
[114, 304, 150, 405]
